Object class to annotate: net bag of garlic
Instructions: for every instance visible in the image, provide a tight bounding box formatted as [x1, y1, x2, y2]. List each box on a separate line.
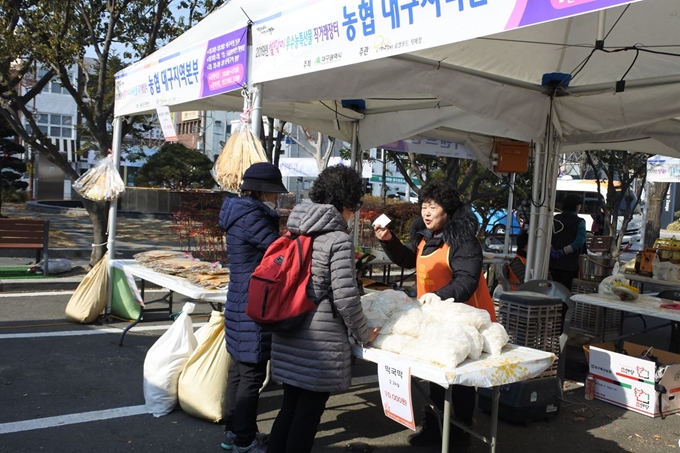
[73, 154, 126, 201]
[213, 113, 267, 191]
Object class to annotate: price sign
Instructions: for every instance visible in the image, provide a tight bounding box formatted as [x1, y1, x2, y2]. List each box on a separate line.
[378, 357, 415, 430]
[156, 106, 178, 142]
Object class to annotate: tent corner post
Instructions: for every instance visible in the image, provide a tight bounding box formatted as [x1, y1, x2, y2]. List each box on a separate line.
[250, 83, 263, 139]
[106, 116, 125, 313]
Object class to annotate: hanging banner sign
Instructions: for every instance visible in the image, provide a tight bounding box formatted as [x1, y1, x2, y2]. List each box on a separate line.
[382, 139, 476, 160]
[279, 157, 372, 178]
[115, 27, 248, 116]
[156, 106, 178, 142]
[251, 0, 638, 83]
[647, 155, 680, 183]
[378, 357, 415, 431]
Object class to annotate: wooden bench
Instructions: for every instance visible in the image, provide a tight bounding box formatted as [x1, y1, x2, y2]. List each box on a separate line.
[0, 218, 50, 275]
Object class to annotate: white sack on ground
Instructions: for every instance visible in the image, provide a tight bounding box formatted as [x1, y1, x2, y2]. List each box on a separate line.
[480, 323, 510, 356]
[178, 311, 230, 422]
[415, 322, 471, 369]
[143, 302, 198, 417]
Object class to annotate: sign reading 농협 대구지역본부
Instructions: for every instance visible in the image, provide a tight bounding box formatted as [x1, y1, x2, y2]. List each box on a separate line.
[250, 0, 639, 83]
[377, 357, 415, 431]
[114, 27, 248, 117]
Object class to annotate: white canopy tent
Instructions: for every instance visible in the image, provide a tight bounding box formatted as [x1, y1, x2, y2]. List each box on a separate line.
[113, 0, 680, 283]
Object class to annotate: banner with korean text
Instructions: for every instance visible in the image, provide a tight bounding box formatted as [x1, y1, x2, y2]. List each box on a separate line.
[252, 0, 638, 83]
[382, 139, 476, 160]
[115, 27, 248, 116]
[647, 155, 680, 183]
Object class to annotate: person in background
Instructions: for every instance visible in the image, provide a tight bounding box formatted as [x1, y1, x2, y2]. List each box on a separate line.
[218, 162, 288, 453]
[506, 230, 529, 290]
[373, 180, 496, 452]
[549, 193, 586, 291]
[516, 196, 532, 230]
[267, 164, 380, 453]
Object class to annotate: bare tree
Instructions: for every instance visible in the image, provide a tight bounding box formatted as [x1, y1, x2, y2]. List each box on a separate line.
[0, 0, 223, 265]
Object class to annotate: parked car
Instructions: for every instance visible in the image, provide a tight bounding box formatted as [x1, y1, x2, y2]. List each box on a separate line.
[472, 206, 522, 235]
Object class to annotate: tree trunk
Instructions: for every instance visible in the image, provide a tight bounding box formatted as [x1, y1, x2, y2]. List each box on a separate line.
[644, 182, 670, 248]
[81, 199, 110, 266]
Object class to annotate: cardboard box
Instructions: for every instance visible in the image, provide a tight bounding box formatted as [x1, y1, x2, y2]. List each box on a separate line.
[586, 342, 680, 417]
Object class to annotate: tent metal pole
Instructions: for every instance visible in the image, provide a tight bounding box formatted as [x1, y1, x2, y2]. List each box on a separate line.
[597, 11, 606, 42]
[106, 116, 124, 313]
[351, 122, 360, 245]
[250, 83, 263, 139]
[503, 173, 516, 255]
[525, 142, 543, 281]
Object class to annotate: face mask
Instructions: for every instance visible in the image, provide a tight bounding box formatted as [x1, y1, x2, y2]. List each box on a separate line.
[264, 201, 276, 210]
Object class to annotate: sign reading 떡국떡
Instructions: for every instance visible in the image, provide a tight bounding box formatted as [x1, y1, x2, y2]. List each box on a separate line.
[378, 357, 415, 431]
[251, 0, 639, 83]
[114, 27, 248, 116]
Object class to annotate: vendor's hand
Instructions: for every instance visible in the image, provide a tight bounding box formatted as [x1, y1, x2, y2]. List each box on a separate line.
[550, 247, 565, 260]
[418, 292, 441, 305]
[373, 224, 392, 242]
[368, 327, 381, 343]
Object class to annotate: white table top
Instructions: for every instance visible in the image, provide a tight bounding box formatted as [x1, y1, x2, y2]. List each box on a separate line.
[624, 273, 680, 289]
[111, 259, 227, 303]
[352, 343, 555, 389]
[571, 293, 680, 322]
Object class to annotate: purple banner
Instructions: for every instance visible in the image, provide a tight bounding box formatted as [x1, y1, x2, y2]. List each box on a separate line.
[507, 0, 639, 30]
[201, 27, 248, 98]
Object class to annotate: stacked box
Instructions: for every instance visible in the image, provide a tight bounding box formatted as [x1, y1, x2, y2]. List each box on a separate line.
[587, 342, 680, 418]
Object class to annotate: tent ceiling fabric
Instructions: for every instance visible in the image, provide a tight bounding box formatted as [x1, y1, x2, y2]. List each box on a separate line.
[117, 0, 680, 161]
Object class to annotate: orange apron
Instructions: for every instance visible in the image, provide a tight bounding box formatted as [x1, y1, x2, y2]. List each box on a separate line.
[416, 240, 496, 322]
[507, 255, 527, 291]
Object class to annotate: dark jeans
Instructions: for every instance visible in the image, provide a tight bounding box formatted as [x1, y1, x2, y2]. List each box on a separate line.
[267, 384, 330, 453]
[549, 268, 578, 293]
[429, 382, 475, 439]
[223, 359, 268, 447]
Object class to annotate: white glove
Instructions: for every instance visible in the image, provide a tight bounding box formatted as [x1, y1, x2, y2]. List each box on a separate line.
[418, 292, 441, 305]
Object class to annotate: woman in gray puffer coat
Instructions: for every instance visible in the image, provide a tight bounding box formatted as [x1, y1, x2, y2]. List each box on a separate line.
[267, 165, 379, 453]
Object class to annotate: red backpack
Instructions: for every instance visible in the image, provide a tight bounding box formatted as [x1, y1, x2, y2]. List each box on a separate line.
[246, 233, 318, 330]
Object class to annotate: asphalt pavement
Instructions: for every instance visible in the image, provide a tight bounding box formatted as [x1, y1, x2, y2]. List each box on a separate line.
[1, 203, 679, 452]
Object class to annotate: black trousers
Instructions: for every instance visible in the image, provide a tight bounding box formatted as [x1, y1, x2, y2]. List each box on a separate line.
[267, 383, 330, 453]
[223, 359, 268, 447]
[429, 382, 476, 438]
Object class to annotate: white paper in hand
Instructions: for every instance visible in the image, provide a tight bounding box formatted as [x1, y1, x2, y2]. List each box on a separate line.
[373, 214, 392, 228]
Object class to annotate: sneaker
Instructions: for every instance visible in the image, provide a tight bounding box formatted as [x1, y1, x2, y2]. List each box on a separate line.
[407, 410, 440, 446]
[222, 432, 268, 452]
[233, 438, 267, 453]
[220, 431, 236, 451]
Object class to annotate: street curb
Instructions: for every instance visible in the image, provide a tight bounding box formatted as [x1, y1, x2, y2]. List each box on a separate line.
[0, 277, 82, 292]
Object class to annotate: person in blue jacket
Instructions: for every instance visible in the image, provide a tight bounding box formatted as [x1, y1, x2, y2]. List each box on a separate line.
[218, 162, 288, 453]
[550, 193, 586, 291]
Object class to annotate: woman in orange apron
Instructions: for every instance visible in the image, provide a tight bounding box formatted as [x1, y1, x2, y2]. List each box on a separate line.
[374, 180, 494, 452]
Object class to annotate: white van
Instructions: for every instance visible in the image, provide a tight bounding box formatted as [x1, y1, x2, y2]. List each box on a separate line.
[554, 177, 643, 246]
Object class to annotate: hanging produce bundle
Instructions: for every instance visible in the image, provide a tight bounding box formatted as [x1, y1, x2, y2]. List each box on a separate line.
[73, 154, 126, 201]
[213, 118, 267, 191]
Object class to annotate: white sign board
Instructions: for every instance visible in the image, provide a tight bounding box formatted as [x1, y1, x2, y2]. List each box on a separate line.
[378, 358, 415, 431]
[647, 155, 680, 183]
[156, 106, 178, 142]
[279, 157, 372, 178]
[115, 27, 248, 116]
[382, 139, 475, 160]
[252, 0, 639, 83]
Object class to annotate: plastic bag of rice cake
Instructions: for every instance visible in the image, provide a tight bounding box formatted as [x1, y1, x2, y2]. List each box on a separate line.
[213, 121, 267, 191]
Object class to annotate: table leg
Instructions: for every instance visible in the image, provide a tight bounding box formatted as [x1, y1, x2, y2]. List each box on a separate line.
[441, 386, 452, 453]
[489, 386, 499, 453]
